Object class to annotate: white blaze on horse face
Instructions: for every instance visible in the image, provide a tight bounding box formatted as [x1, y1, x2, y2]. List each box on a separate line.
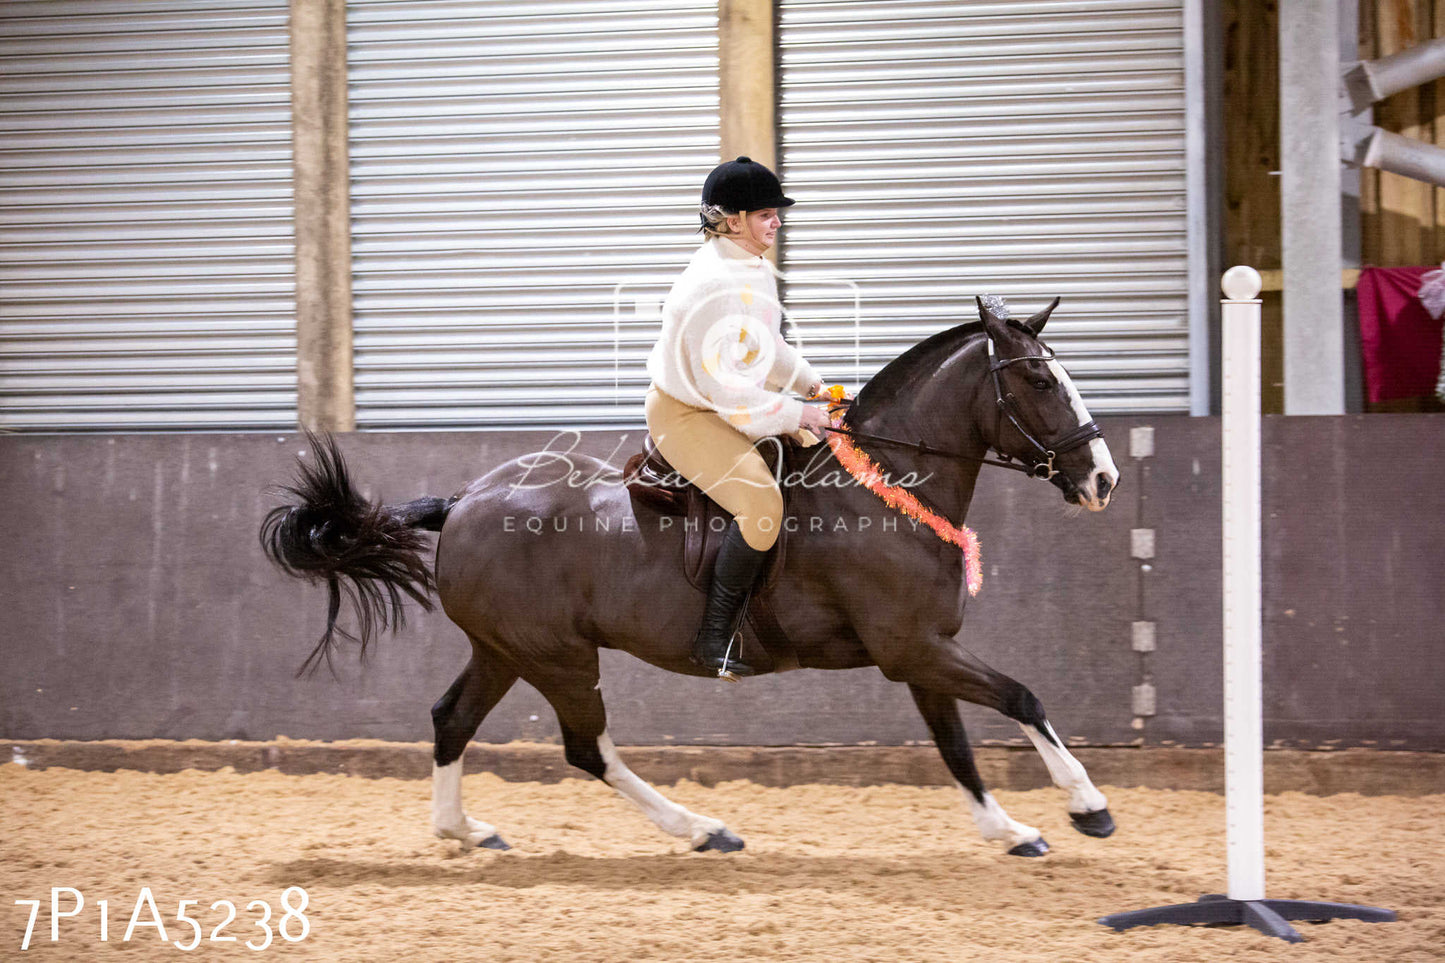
[596, 733, 729, 848]
[432, 760, 501, 846]
[1020, 722, 1109, 815]
[1046, 359, 1119, 511]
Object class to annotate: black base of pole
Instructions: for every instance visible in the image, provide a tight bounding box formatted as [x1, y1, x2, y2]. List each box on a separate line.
[1099, 894, 1396, 943]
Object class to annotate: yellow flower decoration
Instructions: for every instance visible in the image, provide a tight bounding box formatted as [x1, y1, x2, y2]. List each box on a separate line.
[822, 383, 852, 414]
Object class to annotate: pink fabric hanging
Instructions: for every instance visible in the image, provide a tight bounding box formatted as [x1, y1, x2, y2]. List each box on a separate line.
[1355, 266, 1445, 403]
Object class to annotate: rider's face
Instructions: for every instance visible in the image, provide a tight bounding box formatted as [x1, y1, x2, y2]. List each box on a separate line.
[726, 209, 781, 255]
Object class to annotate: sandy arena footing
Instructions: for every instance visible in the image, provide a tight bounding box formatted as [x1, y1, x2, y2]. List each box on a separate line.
[1, 753, 1441, 961]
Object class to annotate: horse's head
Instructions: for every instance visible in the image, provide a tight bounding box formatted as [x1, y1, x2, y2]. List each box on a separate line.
[977, 296, 1119, 511]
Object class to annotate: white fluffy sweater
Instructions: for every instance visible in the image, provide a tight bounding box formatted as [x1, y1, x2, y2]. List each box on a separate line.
[646, 236, 822, 439]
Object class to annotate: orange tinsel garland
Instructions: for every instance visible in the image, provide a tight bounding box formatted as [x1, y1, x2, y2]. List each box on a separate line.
[823, 411, 984, 597]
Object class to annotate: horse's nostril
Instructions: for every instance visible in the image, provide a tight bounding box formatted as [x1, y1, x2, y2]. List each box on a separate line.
[1096, 475, 1112, 498]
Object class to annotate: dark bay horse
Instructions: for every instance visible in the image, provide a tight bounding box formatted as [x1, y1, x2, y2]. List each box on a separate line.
[262, 297, 1120, 857]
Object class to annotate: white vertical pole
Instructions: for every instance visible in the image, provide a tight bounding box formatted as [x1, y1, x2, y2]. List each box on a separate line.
[1221, 265, 1265, 902]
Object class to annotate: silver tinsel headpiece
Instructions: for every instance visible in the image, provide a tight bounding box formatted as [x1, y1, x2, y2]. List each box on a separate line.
[978, 294, 1010, 319]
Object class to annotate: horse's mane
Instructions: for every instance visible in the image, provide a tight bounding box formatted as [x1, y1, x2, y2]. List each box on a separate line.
[843, 317, 1040, 428]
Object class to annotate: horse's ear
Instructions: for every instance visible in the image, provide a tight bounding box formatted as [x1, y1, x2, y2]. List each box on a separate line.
[1023, 297, 1061, 335]
[976, 294, 1000, 322]
[976, 295, 1010, 339]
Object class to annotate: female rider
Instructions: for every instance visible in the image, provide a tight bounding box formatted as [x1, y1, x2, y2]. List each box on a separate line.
[644, 156, 833, 680]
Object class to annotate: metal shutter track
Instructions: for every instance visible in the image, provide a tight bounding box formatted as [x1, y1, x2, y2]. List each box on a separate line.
[348, 0, 719, 429]
[778, 0, 1190, 414]
[0, 0, 297, 430]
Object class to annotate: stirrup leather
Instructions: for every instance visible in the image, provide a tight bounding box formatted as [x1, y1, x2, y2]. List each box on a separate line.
[716, 632, 745, 683]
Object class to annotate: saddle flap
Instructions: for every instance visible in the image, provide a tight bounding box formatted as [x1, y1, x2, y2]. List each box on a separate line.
[625, 431, 794, 593]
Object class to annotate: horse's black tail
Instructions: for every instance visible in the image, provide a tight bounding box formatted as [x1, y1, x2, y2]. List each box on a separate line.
[259, 432, 451, 678]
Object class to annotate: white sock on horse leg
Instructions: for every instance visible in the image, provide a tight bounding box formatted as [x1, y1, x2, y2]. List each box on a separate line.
[961, 785, 1043, 848]
[1019, 722, 1108, 814]
[596, 733, 726, 848]
[432, 759, 500, 844]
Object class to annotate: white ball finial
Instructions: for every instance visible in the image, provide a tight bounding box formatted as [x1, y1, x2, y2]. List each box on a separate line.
[1221, 265, 1262, 301]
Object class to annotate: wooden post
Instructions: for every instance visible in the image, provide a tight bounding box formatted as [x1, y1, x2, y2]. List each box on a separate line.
[719, 0, 779, 266]
[289, 0, 355, 432]
[719, 0, 776, 169]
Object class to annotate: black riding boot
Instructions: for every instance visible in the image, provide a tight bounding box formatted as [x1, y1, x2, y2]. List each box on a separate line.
[689, 520, 768, 680]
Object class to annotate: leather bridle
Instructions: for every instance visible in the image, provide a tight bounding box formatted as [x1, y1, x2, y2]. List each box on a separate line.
[984, 336, 1104, 480]
[821, 334, 1105, 481]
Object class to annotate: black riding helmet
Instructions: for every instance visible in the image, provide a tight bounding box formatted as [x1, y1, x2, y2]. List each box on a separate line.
[700, 156, 794, 229]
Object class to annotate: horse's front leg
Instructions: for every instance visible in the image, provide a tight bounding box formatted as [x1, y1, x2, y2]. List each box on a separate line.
[909, 684, 1049, 856]
[889, 640, 1114, 845]
[1017, 717, 1114, 837]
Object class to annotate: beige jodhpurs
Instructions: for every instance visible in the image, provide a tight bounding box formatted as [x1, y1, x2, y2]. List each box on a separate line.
[644, 384, 784, 551]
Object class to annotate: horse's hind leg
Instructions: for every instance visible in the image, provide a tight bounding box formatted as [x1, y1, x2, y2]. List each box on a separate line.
[910, 685, 1049, 856]
[431, 645, 518, 850]
[533, 658, 744, 853]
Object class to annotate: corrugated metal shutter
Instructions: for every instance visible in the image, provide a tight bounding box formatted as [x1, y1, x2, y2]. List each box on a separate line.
[347, 0, 719, 429]
[0, 0, 297, 430]
[778, 0, 1190, 414]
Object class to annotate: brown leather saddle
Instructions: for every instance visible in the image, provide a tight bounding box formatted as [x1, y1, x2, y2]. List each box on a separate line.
[622, 434, 800, 672]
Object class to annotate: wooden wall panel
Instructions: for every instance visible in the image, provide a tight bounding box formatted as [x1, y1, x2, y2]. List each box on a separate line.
[1223, 0, 1285, 412]
[1226, 1, 1443, 411]
[1363, 0, 1440, 266]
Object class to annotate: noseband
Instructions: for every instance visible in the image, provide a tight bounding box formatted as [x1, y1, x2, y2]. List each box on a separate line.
[822, 335, 1104, 480]
[986, 337, 1104, 480]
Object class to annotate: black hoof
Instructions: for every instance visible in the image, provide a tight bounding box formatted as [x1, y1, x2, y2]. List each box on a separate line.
[1070, 808, 1116, 838]
[1007, 838, 1050, 858]
[694, 829, 746, 853]
[477, 834, 511, 851]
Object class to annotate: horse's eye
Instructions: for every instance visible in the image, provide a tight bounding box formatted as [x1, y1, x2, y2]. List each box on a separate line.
[1032, 379, 1052, 391]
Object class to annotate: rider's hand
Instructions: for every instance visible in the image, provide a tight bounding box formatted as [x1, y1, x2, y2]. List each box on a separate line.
[805, 380, 824, 400]
[799, 404, 832, 433]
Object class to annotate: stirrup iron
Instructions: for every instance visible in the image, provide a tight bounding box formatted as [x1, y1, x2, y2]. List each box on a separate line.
[717, 632, 744, 683]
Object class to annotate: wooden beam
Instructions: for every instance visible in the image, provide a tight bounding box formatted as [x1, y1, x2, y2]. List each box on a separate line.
[1257, 269, 1362, 291]
[290, 0, 355, 432]
[718, 0, 780, 263]
[718, 0, 776, 169]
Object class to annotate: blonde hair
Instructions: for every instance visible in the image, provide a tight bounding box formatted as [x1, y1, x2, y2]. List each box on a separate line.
[699, 203, 744, 239]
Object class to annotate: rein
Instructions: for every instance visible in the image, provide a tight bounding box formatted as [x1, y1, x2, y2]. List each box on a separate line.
[821, 423, 1039, 476]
